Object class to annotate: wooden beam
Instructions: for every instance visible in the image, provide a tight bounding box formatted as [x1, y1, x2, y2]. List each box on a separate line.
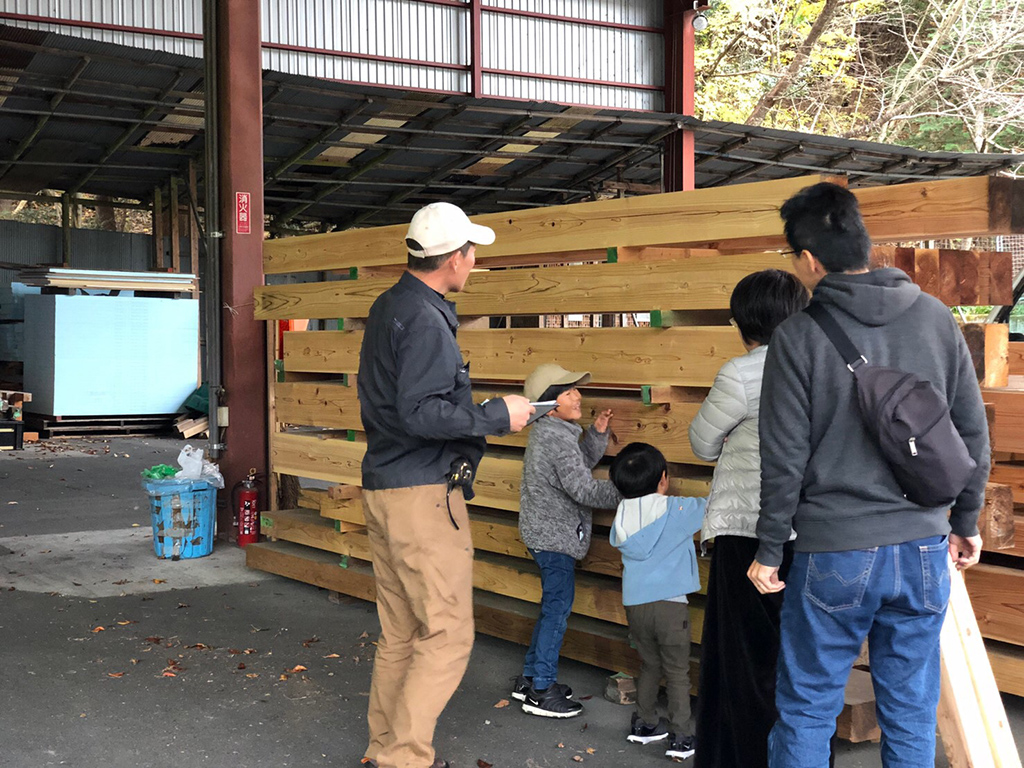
[977, 483, 1016, 552]
[255, 254, 794, 321]
[282, 328, 746, 387]
[262, 175, 830, 273]
[856, 176, 1022, 243]
[980, 388, 1024, 453]
[152, 186, 164, 271]
[1007, 343, 1024, 377]
[262, 176, 1022, 275]
[963, 563, 1024, 647]
[965, 325, 1009, 388]
[275, 382, 713, 466]
[169, 175, 181, 274]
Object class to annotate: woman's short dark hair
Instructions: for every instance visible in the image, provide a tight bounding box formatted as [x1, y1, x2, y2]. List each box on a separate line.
[610, 442, 667, 499]
[779, 182, 872, 273]
[730, 269, 809, 346]
[406, 240, 471, 272]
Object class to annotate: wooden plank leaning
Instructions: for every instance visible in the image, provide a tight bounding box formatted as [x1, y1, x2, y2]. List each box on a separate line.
[938, 560, 1021, 768]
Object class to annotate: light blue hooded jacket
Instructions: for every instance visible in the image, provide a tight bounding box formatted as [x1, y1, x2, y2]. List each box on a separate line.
[609, 493, 705, 606]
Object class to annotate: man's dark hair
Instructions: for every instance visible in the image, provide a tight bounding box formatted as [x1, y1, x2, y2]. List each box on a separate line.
[609, 442, 667, 499]
[406, 240, 472, 272]
[730, 269, 809, 346]
[779, 182, 871, 273]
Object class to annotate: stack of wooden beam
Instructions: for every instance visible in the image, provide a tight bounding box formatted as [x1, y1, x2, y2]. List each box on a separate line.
[249, 174, 1024, 712]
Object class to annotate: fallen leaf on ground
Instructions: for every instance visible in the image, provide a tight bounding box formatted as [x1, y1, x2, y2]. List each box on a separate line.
[579, 723, 588, 733]
[246, 673, 259, 679]
[572, 757, 583, 763]
[228, 648, 243, 655]
[477, 760, 493, 768]
[324, 653, 340, 659]
[177, 603, 189, 609]
[358, 631, 369, 639]
[578, 695, 592, 701]
[91, 626, 105, 633]
[586, 748, 595, 755]
[107, 672, 125, 678]
[186, 643, 211, 650]
[237, 663, 246, 670]
[116, 620, 136, 625]
[557, 743, 564, 749]
[130, 659, 139, 665]
[161, 671, 176, 677]
[279, 674, 289, 681]
[144, 636, 162, 644]
[287, 665, 307, 673]
[244, 648, 257, 655]
[493, 699, 510, 708]
[152, 579, 166, 584]
[302, 636, 320, 648]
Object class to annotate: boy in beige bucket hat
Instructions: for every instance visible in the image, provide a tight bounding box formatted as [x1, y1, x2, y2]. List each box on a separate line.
[512, 363, 622, 717]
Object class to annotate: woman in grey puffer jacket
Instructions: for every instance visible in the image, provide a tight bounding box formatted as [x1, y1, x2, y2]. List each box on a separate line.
[689, 270, 809, 768]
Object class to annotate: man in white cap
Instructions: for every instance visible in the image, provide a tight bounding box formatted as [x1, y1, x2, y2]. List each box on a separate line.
[357, 202, 535, 768]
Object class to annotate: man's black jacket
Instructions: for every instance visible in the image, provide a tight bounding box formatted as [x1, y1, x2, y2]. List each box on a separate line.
[357, 271, 510, 497]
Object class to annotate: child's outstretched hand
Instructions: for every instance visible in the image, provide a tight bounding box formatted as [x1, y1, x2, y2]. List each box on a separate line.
[594, 409, 613, 433]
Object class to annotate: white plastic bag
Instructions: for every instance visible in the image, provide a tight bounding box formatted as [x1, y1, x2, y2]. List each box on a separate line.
[175, 444, 225, 489]
[176, 444, 204, 480]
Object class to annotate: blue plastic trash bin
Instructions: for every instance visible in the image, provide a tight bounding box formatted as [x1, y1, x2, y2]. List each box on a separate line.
[143, 478, 216, 559]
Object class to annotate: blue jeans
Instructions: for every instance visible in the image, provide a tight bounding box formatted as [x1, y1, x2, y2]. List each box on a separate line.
[770, 536, 950, 768]
[522, 550, 576, 690]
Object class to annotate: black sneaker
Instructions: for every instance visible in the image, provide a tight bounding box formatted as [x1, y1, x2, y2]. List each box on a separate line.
[626, 712, 670, 744]
[522, 685, 584, 718]
[511, 675, 573, 702]
[665, 735, 696, 761]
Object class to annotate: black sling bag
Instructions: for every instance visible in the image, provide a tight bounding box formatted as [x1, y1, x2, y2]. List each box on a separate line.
[804, 303, 976, 508]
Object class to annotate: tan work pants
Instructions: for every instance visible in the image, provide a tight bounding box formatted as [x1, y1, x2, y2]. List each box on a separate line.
[362, 485, 475, 768]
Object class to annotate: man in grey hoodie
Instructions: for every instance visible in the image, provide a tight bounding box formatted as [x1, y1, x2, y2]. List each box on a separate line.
[749, 182, 989, 767]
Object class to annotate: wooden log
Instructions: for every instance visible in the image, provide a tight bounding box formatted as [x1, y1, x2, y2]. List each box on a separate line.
[978, 484, 1016, 552]
[255, 255, 794, 321]
[263, 175, 829, 274]
[282, 328, 746, 387]
[940, 248, 979, 306]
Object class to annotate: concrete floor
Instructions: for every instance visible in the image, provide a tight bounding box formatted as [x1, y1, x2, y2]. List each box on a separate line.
[1, 436, 1021, 768]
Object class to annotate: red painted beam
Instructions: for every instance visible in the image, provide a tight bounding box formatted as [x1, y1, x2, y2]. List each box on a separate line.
[480, 5, 664, 34]
[663, 1, 707, 191]
[217, 0, 267, 538]
[470, 0, 483, 97]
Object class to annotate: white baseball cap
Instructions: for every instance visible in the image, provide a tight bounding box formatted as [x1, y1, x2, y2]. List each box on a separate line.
[524, 363, 592, 402]
[405, 202, 496, 258]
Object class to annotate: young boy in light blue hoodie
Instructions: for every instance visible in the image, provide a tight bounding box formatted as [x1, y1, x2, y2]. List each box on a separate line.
[609, 442, 705, 762]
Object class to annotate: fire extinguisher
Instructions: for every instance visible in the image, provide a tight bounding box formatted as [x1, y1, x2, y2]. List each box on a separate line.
[233, 468, 261, 548]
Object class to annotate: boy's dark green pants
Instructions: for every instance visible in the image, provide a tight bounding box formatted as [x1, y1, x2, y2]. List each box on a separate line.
[625, 600, 692, 735]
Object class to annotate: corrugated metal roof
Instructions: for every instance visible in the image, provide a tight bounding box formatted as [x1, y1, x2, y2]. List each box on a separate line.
[0, 22, 1018, 233]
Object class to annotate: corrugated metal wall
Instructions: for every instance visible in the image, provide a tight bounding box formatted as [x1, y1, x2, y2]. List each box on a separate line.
[0, 220, 154, 287]
[5, 0, 664, 110]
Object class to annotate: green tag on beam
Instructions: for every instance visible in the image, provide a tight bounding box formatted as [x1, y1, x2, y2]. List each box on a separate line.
[641, 386, 652, 405]
[274, 359, 285, 383]
[606, 247, 618, 263]
[260, 515, 272, 530]
[338, 555, 349, 569]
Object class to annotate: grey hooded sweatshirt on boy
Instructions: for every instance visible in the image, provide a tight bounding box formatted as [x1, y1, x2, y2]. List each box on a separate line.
[519, 416, 622, 560]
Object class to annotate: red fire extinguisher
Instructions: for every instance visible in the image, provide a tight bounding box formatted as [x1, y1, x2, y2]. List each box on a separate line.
[234, 468, 260, 548]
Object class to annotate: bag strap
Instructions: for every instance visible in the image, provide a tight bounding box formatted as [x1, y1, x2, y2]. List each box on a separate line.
[804, 303, 868, 372]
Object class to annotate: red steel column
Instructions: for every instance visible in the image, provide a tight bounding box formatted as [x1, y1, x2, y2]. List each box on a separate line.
[217, 0, 266, 537]
[663, 2, 705, 192]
